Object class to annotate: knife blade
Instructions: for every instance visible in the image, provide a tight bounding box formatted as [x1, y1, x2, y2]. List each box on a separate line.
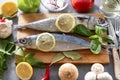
[107, 19, 120, 80]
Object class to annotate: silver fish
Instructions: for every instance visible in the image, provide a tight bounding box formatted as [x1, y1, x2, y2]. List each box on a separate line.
[14, 14, 108, 31]
[14, 33, 90, 52]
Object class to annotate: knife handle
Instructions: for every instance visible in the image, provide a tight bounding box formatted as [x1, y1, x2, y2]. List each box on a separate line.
[112, 48, 120, 80]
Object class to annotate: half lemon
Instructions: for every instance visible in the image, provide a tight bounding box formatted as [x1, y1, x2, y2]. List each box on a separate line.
[1, 0, 18, 18]
[16, 62, 33, 80]
[55, 13, 76, 33]
[36, 32, 56, 52]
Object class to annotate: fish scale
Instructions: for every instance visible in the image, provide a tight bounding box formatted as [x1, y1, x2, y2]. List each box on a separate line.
[15, 33, 90, 52]
[14, 15, 108, 31]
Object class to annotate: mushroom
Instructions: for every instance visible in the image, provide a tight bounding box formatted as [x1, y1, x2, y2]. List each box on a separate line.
[97, 72, 113, 80]
[84, 71, 97, 80]
[58, 63, 79, 80]
[91, 63, 104, 74]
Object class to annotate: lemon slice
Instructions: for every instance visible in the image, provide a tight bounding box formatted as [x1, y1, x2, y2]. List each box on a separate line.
[1, 0, 18, 18]
[55, 13, 76, 33]
[0, 6, 2, 17]
[16, 62, 33, 80]
[36, 32, 56, 52]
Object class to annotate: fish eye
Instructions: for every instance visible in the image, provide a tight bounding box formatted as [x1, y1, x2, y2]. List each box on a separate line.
[19, 38, 27, 44]
[98, 18, 105, 24]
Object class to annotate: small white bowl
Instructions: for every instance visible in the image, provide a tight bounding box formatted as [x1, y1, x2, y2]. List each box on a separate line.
[41, 0, 69, 12]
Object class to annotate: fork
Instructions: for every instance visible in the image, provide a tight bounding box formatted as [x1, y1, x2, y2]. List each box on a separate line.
[112, 18, 120, 55]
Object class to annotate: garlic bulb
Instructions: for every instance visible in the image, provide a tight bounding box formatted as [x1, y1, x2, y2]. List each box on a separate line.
[84, 71, 96, 80]
[0, 20, 12, 38]
[97, 72, 113, 80]
[91, 63, 104, 74]
[58, 63, 79, 80]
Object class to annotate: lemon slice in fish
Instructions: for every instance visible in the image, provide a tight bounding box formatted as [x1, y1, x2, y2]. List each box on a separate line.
[1, 1, 18, 18]
[55, 14, 76, 33]
[16, 62, 33, 80]
[36, 33, 56, 52]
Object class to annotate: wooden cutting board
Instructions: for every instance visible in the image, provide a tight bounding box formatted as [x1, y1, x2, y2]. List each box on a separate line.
[15, 13, 109, 64]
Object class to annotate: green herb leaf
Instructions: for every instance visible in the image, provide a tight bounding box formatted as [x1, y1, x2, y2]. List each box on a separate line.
[90, 39, 101, 54]
[0, 38, 16, 79]
[63, 51, 81, 60]
[95, 25, 107, 36]
[14, 47, 24, 56]
[73, 24, 93, 37]
[5, 42, 14, 53]
[98, 37, 105, 45]
[51, 53, 65, 65]
[89, 35, 99, 39]
[0, 40, 8, 50]
[103, 36, 114, 44]
[0, 52, 7, 79]
[18, 57, 26, 62]
[24, 53, 46, 68]
[25, 52, 35, 58]
[27, 57, 46, 68]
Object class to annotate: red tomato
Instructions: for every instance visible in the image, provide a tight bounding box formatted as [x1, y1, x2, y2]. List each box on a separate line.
[71, 0, 94, 12]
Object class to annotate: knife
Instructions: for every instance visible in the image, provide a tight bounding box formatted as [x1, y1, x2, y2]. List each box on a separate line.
[107, 19, 120, 80]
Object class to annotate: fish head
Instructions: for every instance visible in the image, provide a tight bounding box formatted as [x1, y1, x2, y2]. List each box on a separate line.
[95, 18, 109, 27]
[75, 15, 109, 29]
[14, 38, 32, 46]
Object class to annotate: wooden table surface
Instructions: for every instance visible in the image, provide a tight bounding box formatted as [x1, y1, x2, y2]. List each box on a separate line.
[2, 0, 116, 80]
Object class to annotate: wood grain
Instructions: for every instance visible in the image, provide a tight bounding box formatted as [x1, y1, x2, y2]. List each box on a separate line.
[15, 13, 109, 64]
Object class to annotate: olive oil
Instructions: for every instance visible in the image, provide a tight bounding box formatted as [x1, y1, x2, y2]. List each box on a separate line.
[101, 0, 120, 18]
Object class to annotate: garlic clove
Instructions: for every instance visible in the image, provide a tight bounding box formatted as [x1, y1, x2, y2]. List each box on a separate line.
[58, 63, 79, 80]
[97, 72, 113, 80]
[84, 71, 97, 80]
[91, 63, 104, 74]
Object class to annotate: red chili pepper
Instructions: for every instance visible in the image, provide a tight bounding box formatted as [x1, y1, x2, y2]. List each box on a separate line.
[41, 65, 50, 80]
[0, 18, 6, 22]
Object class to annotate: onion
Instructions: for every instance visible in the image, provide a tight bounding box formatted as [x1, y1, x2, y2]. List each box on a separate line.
[58, 63, 79, 80]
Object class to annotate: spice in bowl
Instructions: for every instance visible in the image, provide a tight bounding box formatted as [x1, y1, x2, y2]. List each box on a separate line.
[41, 0, 68, 12]
[0, 17, 13, 39]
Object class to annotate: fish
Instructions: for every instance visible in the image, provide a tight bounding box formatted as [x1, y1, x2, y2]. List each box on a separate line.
[13, 14, 108, 32]
[14, 33, 90, 52]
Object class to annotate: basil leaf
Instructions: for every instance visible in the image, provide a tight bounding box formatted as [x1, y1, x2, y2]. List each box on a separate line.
[25, 52, 34, 58]
[98, 37, 106, 45]
[63, 51, 81, 60]
[90, 39, 101, 54]
[51, 53, 65, 65]
[18, 57, 26, 62]
[14, 48, 24, 56]
[27, 57, 46, 68]
[24, 53, 46, 68]
[73, 24, 93, 37]
[95, 25, 107, 36]
[89, 35, 99, 39]
[103, 36, 114, 44]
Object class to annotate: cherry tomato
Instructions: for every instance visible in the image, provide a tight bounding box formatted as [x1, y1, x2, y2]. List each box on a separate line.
[71, 0, 94, 13]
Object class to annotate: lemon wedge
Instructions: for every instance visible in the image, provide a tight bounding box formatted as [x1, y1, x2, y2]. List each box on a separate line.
[55, 13, 76, 33]
[1, 0, 18, 18]
[16, 62, 33, 80]
[36, 32, 56, 52]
